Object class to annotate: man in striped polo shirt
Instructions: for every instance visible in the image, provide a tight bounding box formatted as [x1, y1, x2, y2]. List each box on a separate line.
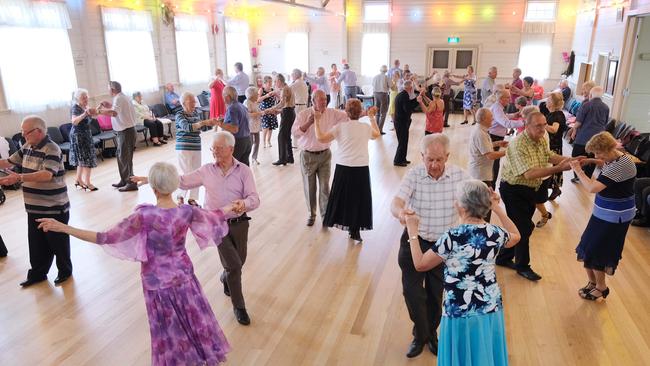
[0, 116, 72, 287]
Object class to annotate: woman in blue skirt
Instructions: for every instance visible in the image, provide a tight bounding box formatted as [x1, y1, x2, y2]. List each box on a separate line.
[404, 180, 520, 366]
[570, 131, 636, 301]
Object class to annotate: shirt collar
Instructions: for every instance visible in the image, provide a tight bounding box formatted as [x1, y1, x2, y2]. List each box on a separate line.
[422, 164, 451, 181]
[214, 158, 241, 175]
[35, 136, 51, 149]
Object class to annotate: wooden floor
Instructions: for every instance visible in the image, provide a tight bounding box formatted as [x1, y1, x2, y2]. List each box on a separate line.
[1, 113, 649, 366]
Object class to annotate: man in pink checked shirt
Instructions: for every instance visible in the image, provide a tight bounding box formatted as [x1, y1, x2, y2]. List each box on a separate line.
[292, 89, 349, 227]
[133, 130, 260, 326]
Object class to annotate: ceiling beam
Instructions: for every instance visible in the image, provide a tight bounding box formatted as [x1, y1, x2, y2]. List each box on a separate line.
[258, 0, 334, 14]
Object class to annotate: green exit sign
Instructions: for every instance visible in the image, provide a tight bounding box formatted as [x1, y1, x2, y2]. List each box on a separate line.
[448, 37, 460, 44]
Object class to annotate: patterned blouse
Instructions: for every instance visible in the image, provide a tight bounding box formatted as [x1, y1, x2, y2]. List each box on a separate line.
[433, 224, 510, 318]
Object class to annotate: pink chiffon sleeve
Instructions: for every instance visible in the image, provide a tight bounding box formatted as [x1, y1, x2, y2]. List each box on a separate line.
[190, 206, 229, 250]
[96, 208, 148, 262]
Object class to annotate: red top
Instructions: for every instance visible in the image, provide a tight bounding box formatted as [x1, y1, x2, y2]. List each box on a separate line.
[209, 79, 226, 119]
[425, 101, 444, 133]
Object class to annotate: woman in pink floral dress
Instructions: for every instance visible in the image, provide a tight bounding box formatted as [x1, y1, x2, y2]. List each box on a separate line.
[37, 162, 232, 365]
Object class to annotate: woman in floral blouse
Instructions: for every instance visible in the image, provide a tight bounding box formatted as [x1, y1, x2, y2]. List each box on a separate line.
[404, 180, 520, 366]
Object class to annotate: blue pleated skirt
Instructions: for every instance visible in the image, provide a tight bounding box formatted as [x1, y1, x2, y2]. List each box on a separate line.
[438, 310, 508, 366]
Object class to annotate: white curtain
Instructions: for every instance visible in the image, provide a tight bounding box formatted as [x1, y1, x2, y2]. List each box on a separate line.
[361, 23, 390, 77]
[224, 18, 251, 77]
[518, 33, 554, 80]
[0, 0, 77, 112]
[175, 15, 210, 85]
[102, 8, 158, 93]
[284, 32, 309, 74]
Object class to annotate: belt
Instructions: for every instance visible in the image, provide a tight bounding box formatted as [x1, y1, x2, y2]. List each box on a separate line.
[227, 214, 250, 224]
[305, 149, 329, 154]
[296, 103, 307, 106]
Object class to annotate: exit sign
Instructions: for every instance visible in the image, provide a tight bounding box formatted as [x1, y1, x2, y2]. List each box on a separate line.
[448, 37, 460, 44]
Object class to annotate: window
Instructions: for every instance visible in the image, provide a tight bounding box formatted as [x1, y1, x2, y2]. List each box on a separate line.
[455, 51, 474, 69]
[432, 51, 450, 69]
[361, 29, 389, 77]
[175, 15, 211, 85]
[0, 1, 77, 112]
[605, 59, 618, 96]
[102, 8, 159, 93]
[225, 19, 251, 77]
[428, 48, 476, 75]
[525, 1, 557, 22]
[518, 34, 553, 80]
[363, 3, 390, 22]
[285, 32, 309, 73]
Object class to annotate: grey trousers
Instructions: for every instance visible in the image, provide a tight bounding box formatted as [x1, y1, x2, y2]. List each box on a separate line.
[115, 127, 136, 184]
[250, 132, 260, 161]
[300, 149, 332, 218]
[234, 136, 252, 166]
[373, 92, 389, 132]
[218, 220, 249, 309]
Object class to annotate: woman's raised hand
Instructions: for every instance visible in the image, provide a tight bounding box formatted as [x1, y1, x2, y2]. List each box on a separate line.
[36, 218, 67, 233]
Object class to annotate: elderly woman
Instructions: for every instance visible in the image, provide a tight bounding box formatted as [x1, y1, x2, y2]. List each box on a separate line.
[544, 92, 567, 201]
[175, 91, 216, 204]
[314, 100, 381, 241]
[37, 162, 232, 365]
[388, 70, 401, 122]
[449, 66, 477, 125]
[209, 68, 227, 119]
[570, 132, 637, 301]
[132, 92, 166, 146]
[404, 180, 520, 365]
[258, 76, 278, 148]
[243, 87, 263, 165]
[70, 88, 98, 191]
[328, 63, 341, 109]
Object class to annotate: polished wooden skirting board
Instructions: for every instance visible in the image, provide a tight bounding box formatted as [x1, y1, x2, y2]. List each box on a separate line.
[1, 113, 649, 366]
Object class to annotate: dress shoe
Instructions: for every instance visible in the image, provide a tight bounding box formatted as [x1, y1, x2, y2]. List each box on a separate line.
[20, 278, 47, 287]
[112, 181, 126, 188]
[307, 216, 316, 226]
[549, 188, 562, 201]
[118, 184, 138, 192]
[54, 274, 71, 285]
[349, 229, 362, 242]
[427, 339, 438, 355]
[405, 160, 411, 164]
[517, 269, 542, 281]
[394, 162, 408, 167]
[496, 260, 517, 270]
[443, 123, 450, 128]
[272, 161, 287, 166]
[234, 307, 251, 325]
[287, 159, 295, 164]
[221, 277, 230, 297]
[406, 339, 425, 358]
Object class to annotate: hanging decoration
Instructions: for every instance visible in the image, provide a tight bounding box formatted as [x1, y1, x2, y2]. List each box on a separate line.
[161, 2, 174, 26]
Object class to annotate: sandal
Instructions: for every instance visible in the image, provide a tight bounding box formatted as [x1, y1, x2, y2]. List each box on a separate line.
[580, 287, 610, 301]
[578, 281, 596, 295]
[536, 212, 552, 228]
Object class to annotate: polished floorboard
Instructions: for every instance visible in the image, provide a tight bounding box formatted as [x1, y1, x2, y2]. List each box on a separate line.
[1, 113, 649, 366]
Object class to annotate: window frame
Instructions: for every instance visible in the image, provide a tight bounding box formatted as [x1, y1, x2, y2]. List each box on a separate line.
[524, 1, 558, 22]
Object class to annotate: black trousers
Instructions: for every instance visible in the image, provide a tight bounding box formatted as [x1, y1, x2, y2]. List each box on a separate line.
[393, 119, 411, 164]
[278, 107, 295, 163]
[571, 143, 595, 179]
[442, 94, 452, 124]
[234, 136, 252, 166]
[27, 211, 72, 280]
[237, 95, 246, 104]
[143, 119, 164, 138]
[398, 230, 444, 343]
[489, 134, 505, 187]
[0, 234, 7, 256]
[496, 182, 536, 271]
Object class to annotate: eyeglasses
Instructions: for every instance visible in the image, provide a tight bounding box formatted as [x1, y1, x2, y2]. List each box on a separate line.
[21, 128, 39, 136]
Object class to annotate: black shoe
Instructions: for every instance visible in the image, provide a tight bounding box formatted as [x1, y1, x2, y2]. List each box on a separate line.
[471, 121, 477, 125]
[234, 307, 251, 325]
[380, 131, 386, 135]
[517, 269, 542, 281]
[461, 120, 469, 125]
[406, 339, 425, 358]
[287, 159, 295, 164]
[349, 229, 362, 242]
[443, 124, 450, 128]
[112, 181, 126, 188]
[307, 216, 316, 227]
[496, 260, 517, 270]
[631, 217, 650, 227]
[0, 252, 6, 258]
[405, 160, 411, 164]
[118, 183, 138, 192]
[394, 162, 408, 167]
[570, 177, 580, 184]
[54, 274, 71, 285]
[427, 339, 438, 355]
[20, 278, 47, 287]
[272, 161, 287, 166]
[549, 188, 562, 201]
[221, 277, 230, 297]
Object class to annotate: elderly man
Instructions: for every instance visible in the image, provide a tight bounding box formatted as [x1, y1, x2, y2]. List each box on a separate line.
[441, 71, 460, 127]
[469, 108, 507, 187]
[496, 112, 575, 281]
[218, 86, 251, 166]
[0, 116, 72, 287]
[559, 79, 572, 102]
[292, 90, 349, 226]
[569, 86, 609, 181]
[164, 83, 182, 113]
[227, 62, 250, 103]
[290, 69, 310, 115]
[481, 66, 498, 106]
[391, 133, 469, 358]
[336, 64, 358, 102]
[388, 59, 403, 78]
[488, 89, 524, 186]
[506, 67, 524, 113]
[372, 65, 390, 134]
[305, 67, 331, 104]
[393, 80, 420, 166]
[99, 81, 138, 192]
[135, 131, 260, 325]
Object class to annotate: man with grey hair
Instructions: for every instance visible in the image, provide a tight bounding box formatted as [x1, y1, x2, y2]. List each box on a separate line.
[0, 116, 72, 287]
[336, 64, 358, 102]
[569, 85, 609, 181]
[218, 86, 251, 166]
[290, 69, 310, 115]
[559, 79, 572, 102]
[393, 80, 420, 166]
[391, 133, 469, 358]
[227, 62, 250, 103]
[305, 67, 331, 105]
[99, 81, 138, 192]
[372, 65, 390, 134]
[488, 89, 524, 186]
[481, 66, 498, 106]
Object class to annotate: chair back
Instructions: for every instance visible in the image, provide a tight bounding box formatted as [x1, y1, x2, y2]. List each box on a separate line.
[12, 133, 25, 148]
[151, 103, 170, 118]
[47, 127, 65, 144]
[89, 119, 102, 135]
[197, 93, 210, 107]
[5, 137, 18, 155]
[59, 123, 72, 142]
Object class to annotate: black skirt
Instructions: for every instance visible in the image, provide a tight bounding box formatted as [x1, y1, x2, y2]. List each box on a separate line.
[323, 164, 373, 231]
[576, 215, 630, 275]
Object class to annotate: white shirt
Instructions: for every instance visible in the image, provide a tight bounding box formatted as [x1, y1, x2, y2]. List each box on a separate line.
[227, 72, 250, 96]
[0, 137, 10, 159]
[372, 73, 390, 93]
[111, 93, 136, 131]
[291, 79, 309, 106]
[468, 124, 495, 181]
[331, 120, 372, 167]
[132, 100, 152, 125]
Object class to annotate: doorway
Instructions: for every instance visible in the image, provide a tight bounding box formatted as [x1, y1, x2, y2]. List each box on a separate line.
[620, 16, 650, 132]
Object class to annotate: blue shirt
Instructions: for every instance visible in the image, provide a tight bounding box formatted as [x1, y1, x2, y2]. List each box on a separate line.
[227, 72, 250, 96]
[575, 97, 609, 145]
[337, 69, 357, 88]
[175, 110, 203, 151]
[224, 101, 250, 138]
[165, 91, 180, 111]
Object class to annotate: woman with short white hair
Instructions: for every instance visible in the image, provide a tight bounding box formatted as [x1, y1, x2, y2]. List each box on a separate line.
[70, 88, 99, 191]
[37, 162, 233, 365]
[175, 91, 216, 205]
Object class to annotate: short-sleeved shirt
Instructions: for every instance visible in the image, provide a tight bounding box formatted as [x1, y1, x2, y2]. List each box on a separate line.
[331, 120, 372, 167]
[501, 131, 556, 189]
[481, 77, 495, 105]
[575, 97, 609, 145]
[224, 101, 250, 139]
[561, 86, 572, 102]
[546, 110, 567, 149]
[468, 124, 495, 181]
[510, 78, 524, 104]
[433, 224, 510, 318]
[111, 93, 136, 131]
[8, 136, 69, 214]
[396, 164, 469, 241]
